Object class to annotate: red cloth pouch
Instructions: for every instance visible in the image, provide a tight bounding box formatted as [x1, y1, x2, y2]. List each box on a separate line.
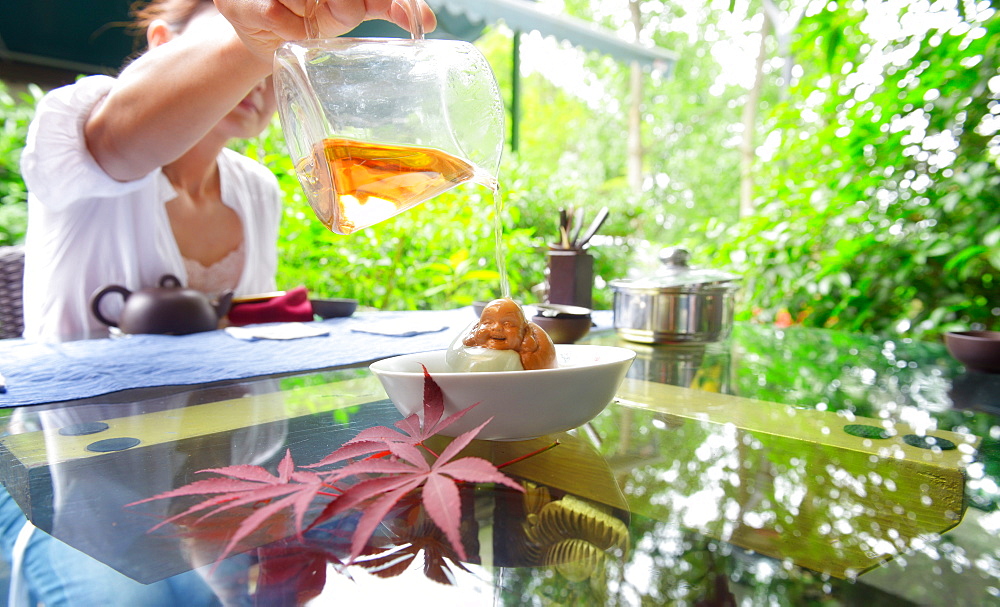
[227, 286, 314, 326]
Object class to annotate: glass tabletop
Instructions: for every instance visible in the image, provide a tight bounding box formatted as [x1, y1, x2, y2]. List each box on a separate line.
[0, 322, 996, 605]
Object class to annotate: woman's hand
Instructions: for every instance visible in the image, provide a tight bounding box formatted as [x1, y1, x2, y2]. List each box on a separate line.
[214, 0, 437, 59]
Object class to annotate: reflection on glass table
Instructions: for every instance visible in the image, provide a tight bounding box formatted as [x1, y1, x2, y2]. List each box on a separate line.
[0, 322, 997, 605]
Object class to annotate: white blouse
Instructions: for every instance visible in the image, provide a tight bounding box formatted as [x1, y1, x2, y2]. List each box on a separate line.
[20, 76, 283, 342]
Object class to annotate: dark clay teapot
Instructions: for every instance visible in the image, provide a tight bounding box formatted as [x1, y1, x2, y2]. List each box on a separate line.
[90, 274, 233, 335]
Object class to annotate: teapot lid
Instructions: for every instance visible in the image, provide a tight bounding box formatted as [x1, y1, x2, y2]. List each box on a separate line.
[610, 247, 741, 290]
[158, 274, 183, 289]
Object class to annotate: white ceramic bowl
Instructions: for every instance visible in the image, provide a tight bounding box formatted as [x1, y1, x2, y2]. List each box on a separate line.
[370, 345, 636, 441]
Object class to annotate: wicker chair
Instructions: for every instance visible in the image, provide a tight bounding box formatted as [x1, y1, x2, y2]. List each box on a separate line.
[0, 245, 25, 339]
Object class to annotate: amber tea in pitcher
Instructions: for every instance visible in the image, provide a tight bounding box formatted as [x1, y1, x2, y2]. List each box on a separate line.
[295, 138, 497, 235]
[274, 29, 504, 235]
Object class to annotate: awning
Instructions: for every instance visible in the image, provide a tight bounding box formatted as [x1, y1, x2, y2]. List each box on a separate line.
[427, 0, 676, 72]
[0, 0, 137, 77]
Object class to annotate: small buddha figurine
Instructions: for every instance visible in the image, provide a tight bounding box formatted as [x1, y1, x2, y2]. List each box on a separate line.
[447, 298, 557, 371]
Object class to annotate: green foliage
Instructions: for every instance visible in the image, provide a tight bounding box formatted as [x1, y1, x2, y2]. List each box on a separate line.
[704, 3, 1000, 339]
[0, 82, 42, 246]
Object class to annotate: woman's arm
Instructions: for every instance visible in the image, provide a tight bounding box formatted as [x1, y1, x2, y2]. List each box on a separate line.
[84, 14, 273, 182]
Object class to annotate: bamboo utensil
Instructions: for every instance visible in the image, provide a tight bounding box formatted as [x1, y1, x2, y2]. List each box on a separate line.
[552, 206, 609, 250]
[577, 207, 609, 250]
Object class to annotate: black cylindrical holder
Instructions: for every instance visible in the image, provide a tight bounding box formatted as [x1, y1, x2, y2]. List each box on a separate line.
[547, 250, 593, 309]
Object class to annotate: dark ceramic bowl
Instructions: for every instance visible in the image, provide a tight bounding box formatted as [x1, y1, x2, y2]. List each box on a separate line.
[311, 298, 358, 319]
[533, 314, 593, 344]
[945, 331, 1000, 373]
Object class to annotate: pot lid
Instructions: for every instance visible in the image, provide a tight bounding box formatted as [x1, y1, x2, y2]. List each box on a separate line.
[610, 247, 741, 290]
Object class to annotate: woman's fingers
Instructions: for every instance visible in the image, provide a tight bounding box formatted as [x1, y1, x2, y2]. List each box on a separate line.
[216, 0, 307, 55]
[318, 0, 436, 37]
[383, 0, 437, 34]
[217, 0, 438, 56]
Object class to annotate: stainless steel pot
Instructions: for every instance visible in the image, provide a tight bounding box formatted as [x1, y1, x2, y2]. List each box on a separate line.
[609, 247, 740, 344]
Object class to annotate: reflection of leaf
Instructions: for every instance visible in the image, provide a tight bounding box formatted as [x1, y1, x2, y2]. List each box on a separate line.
[256, 544, 331, 605]
[354, 522, 475, 586]
[355, 545, 416, 579]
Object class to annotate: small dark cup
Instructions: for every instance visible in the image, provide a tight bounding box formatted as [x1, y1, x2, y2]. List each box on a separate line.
[311, 298, 358, 319]
[533, 314, 592, 344]
[945, 331, 1000, 373]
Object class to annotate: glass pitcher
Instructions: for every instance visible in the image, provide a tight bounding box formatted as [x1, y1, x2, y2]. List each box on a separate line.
[273, 0, 505, 235]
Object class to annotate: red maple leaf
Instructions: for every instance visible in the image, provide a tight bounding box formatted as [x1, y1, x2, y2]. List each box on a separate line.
[255, 544, 330, 605]
[353, 522, 474, 585]
[127, 450, 329, 561]
[304, 365, 478, 469]
[308, 415, 523, 562]
[127, 367, 530, 569]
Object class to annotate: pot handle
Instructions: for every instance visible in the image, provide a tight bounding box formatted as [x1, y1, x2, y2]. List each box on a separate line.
[90, 285, 132, 328]
[659, 247, 690, 267]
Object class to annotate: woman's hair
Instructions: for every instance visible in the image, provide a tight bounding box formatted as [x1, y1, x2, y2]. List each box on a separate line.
[129, 0, 215, 44]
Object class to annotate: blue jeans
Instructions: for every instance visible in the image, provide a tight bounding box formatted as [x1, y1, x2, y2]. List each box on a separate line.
[0, 486, 227, 607]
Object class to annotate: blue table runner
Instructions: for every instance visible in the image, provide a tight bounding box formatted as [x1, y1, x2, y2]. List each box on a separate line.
[0, 308, 614, 408]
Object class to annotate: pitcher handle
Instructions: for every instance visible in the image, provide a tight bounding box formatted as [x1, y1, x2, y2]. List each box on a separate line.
[403, 0, 425, 41]
[304, 0, 321, 40]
